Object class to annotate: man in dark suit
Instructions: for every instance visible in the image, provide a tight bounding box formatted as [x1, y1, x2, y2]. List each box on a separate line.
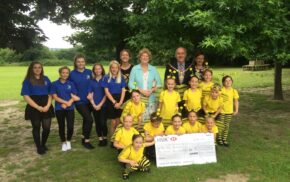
[164, 47, 194, 86]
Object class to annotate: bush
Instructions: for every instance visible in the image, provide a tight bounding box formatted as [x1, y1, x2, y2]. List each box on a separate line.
[0, 48, 21, 64]
[40, 59, 73, 66]
[53, 47, 80, 60]
[21, 46, 55, 61]
[8, 59, 73, 66]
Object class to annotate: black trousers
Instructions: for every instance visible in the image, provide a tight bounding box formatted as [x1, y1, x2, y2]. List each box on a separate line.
[30, 118, 51, 149]
[145, 145, 156, 159]
[75, 104, 93, 140]
[56, 110, 75, 142]
[92, 107, 108, 138]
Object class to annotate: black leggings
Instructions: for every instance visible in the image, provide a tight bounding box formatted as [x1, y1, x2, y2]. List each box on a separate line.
[92, 108, 107, 138]
[30, 118, 51, 149]
[56, 110, 75, 142]
[76, 104, 93, 140]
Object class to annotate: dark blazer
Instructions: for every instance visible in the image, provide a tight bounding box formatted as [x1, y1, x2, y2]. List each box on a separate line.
[164, 58, 194, 85]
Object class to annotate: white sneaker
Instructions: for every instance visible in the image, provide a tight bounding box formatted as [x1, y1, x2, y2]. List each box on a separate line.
[62, 143, 67, 151]
[66, 141, 71, 150]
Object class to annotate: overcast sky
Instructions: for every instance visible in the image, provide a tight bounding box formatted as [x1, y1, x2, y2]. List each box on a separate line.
[37, 19, 76, 49]
[37, 19, 77, 49]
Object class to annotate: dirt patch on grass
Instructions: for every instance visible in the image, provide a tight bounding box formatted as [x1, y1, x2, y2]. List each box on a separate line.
[0, 100, 19, 107]
[204, 173, 249, 182]
[0, 100, 39, 181]
[240, 86, 290, 98]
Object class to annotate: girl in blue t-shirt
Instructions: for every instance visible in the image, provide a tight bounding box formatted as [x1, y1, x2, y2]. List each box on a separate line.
[87, 63, 108, 146]
[21, 61, 55, 155]
[51, 66, 80, 151]
[69, 54, 94, 149]
[102, 60, 126, 136]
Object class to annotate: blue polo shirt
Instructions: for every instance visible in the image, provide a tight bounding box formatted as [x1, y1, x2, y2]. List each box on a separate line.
[51, 80, 77, 110]
[21, 76, 51, 96]
[88, 79, 106, 107]
[69, 69, 92, 105]
[101, 75, 126, 94]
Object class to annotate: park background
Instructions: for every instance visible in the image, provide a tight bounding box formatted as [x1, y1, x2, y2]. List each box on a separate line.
[0, 1, 290, 181]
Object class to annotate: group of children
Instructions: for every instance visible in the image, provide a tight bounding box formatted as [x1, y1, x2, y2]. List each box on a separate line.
[21, 53, 239, 180]
[110, 70, 239, 179]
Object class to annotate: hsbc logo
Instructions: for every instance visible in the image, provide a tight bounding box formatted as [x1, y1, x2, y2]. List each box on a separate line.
[170, 137, 177, 141]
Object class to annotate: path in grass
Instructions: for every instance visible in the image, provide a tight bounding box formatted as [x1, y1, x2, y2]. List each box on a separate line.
[1, 88, 290, 181]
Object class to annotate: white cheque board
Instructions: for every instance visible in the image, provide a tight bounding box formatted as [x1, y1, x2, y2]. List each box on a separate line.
[154, 133, 217, 167]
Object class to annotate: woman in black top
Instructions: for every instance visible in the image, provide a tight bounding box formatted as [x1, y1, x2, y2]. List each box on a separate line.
[193, 51, 208, 80]
[120, 49, 134, 102]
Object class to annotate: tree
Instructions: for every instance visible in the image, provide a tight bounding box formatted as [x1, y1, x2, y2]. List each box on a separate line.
[182, 0, 290, 100]
[0, 0, 72, 52]
[126, 0, 290, 100]
[67, 0, 148, 61]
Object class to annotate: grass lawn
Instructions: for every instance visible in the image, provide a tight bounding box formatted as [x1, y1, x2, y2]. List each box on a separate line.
[0, 66, 290, 100]
[0, 65, 290, 181]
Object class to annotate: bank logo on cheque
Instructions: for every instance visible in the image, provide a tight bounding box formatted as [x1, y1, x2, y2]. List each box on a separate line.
[170, 137, 177, 141]
[156, 137, 168, 142]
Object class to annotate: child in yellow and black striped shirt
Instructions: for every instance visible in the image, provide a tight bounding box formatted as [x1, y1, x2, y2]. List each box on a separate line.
[216, 75, 239, 147]
[114, 115, 139, 152]
[165, 114, 186, 135]
[143, 112, 164, 159]
[182, 111, 202, 133]
[203, 83, 223, 120]
[158, 78, 181, 128]
[111, 90, 145, 144]
[118, 134, 154, 180]
[199, 69, 214, 101]
[200, 116, 219, 142]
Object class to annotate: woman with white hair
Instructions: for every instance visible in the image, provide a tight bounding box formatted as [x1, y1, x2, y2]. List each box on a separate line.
[128, 48, 162, 120]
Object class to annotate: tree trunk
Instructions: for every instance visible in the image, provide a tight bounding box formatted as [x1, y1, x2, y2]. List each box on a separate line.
[274, 61, 283, 100]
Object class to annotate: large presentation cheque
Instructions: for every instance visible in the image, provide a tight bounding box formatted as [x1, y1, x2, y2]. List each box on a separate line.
[154, 133, 217, 167]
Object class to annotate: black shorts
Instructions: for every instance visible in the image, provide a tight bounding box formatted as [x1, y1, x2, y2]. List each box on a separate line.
[24, 95, 55, 121]
[106, 94, 123, 119]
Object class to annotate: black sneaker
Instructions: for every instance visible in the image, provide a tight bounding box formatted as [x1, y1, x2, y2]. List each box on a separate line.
[122, 173, 129, 180]
[37, 147, 46, 155]
[83, 142, 95, 149]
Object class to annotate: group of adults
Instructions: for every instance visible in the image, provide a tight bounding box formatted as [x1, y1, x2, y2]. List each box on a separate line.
[21, 46, 208, 154]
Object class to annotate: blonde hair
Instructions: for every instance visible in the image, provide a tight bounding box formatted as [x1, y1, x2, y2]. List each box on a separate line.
[138, 48, 152, 61]
[123, 114, 133, 122]
[205, 116, 215, 123]
[108, 60, 122, 83]
[211, 83, 221, 92]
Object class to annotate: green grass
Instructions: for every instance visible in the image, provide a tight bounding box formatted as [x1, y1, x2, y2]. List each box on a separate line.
[1, 66, 290, 181]
[1, 92, 290, 181]
[0, 66, 290, 100]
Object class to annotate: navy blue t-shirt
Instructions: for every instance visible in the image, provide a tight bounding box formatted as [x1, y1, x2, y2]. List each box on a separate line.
[69, 69, 92, 105]
[21, 76, 51, 96]
[51, 80, 77, 110]
[88, 79, 106, 107]
[101, 75, 126, 94]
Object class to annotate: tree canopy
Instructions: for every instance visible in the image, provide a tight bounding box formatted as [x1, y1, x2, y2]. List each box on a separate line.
[1, 0, 289, 99]
[0, 0, 72, 52]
